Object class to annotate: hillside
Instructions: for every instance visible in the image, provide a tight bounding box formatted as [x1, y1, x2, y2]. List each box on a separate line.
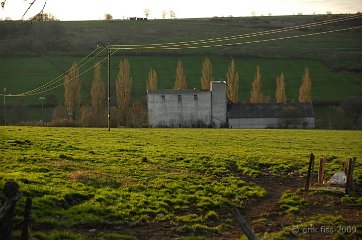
[1, 15, 361, 66]
[0, 14, 361, 127]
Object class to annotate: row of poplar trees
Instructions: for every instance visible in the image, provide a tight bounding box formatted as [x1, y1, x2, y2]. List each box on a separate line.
[52, 59, 145, 127]
[52, 57, 312, 127]
[147, 57, 312, 104]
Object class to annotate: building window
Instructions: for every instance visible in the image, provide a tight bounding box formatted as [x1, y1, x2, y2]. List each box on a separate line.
[194, 95, 198, 101]
[161, 95, 165, 101]
[178, 95, 182, 102]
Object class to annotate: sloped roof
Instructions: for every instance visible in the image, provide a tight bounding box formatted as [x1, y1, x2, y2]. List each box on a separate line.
[227, 102, 314, 119]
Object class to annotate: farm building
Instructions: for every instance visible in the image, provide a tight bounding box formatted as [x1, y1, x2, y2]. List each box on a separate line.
[147, 81, 226, 128]
[227, 102, 315, 128]
[146, 81, 315, 128]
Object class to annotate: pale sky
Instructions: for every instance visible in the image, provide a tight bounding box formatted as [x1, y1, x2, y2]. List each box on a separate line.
[1, 0, 361, 20]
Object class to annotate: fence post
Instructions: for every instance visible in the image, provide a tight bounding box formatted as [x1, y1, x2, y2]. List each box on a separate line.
[232, 208, 259, 240]
[345, 157, 356, 194]
[21, 197, 32, 240]
[304, 153, 315, 191]
[0, 181, 22, 240]
[318, 157, 326, 185]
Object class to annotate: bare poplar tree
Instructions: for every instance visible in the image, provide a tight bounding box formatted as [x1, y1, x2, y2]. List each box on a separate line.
[64, 63, 81, 121]
[299, 67, 312, 103]
[130, 100, 147, 127]
[144, 9, 150, 18]
[174, 60, 187, 89]
[90, 62, 106, 127]
[200, 57, 213, 90]
[226, 59, 239, 103]
[275, 72, 286, 103]
[80, 106, 93, 127]
[104, 13, 113, 21]
[250, 65, 265, 103]
[146, 68, 158, 90]
[116, 58, 133, 126]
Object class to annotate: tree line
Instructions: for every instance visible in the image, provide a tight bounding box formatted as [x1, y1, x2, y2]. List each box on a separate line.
[51, 57, 312, 127]
[149, 57, 311, 104]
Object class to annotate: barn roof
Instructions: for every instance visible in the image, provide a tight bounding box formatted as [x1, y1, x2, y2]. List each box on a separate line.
[227, 102, 314, 119]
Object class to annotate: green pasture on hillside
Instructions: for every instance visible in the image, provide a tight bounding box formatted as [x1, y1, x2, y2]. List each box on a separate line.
[0, 127, 361, 239]
[1, 56, 362, 106]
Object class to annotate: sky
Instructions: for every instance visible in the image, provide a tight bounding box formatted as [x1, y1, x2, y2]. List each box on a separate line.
[1, 0, 361, 21]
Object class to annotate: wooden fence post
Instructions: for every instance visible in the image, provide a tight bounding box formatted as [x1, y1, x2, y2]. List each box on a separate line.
[304, 153, 315, 191]
[345, 157, 356, 194]
[0, 181, 22, 240]
[232, 208, 259, 240]
[21, 197, 32, 240]
[318, 157, 326, 185]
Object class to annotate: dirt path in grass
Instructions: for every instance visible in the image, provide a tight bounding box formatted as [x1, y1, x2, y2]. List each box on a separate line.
[241, 170, 304, 233]
[240, 171, 361, 240]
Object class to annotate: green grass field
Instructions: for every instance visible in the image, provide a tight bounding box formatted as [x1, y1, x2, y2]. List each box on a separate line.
[1, 55, 361, 103]
[0, 127, 361, 239]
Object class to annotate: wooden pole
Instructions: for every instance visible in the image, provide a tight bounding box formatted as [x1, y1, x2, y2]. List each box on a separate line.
[0, 181, 22, 240]
[21, 197, 32, 240]
[305, 153, 315, 191]
[107, 48, 111, 131]
[345, 157, 356, 194]
[232, 208, 259, 240]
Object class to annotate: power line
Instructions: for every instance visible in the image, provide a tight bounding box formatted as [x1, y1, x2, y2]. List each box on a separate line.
[2, 14, 361, 97]
[111, 14, 362, 48]
[4, 48, 118, 97]
[19, 47, 106, 96]
[107, 25, 362, 50]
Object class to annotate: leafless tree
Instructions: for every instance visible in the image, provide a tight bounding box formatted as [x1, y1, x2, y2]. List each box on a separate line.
[104, 13, 113, 21]
[275, 72, 286, 103]
[146, 68, 158, 90]
[162, 10, 166, 19]
[250, 65, 266, 103]
[200, 57, 213, 90]
[174, 60, 187, 89]
[144, 9, 150, 18]
[115, 58, 133, 126]
[64, 63, 81, 121]
[226, 59, 239, 103]
[299, 67, 312, 103]
[90, 62, 106, 127]
[170, 10, 176, 19]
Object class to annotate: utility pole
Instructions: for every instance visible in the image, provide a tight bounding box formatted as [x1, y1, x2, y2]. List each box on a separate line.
[107, 47, 111, 131]
[97, 43, 111, 131]
[39, 97, 45, 125]
[3, 88, 6, 126]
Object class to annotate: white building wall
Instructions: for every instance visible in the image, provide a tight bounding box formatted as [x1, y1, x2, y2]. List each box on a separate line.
[211, 81, 227, 127]
[147, 91, 211, 127]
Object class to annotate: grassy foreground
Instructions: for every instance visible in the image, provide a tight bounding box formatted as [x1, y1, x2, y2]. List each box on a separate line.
[0, 127, 361, 239]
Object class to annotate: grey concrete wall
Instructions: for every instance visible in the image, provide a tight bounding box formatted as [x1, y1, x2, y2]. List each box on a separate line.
[147, 91, 211, 127]
[211, 81, 227, 127]
[228, 117, 315, 129]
